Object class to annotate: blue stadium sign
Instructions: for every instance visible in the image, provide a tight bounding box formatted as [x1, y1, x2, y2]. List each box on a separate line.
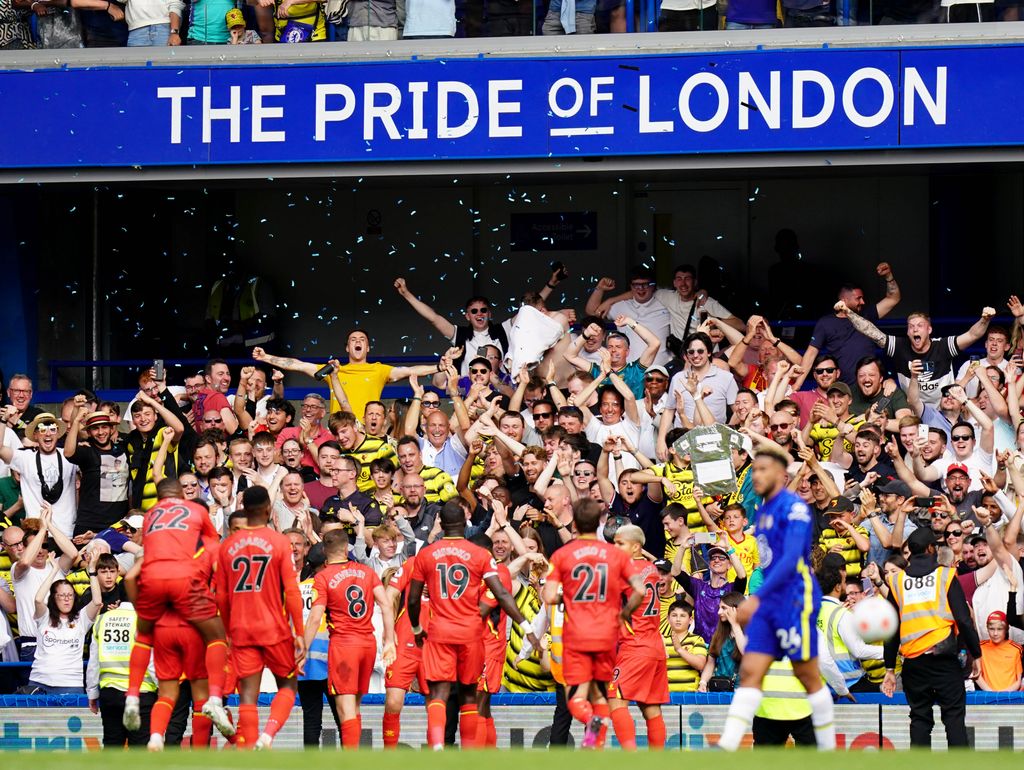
[0, 45, 1019, 168]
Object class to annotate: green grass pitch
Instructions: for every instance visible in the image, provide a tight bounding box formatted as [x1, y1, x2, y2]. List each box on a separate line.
[14, 748, 1024, 770]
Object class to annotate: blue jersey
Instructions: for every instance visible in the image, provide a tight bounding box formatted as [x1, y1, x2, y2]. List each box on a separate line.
[746, 488, 821, 661]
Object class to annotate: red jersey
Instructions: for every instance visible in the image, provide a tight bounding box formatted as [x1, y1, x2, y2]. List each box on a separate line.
[312, 561, 382, 648]
[192, 387, 230, 427]
[548, 537, 634, 652]
[482, 563, 513, 658]
[410, 537, 497, 644]
[619, 559, 663, 657]
[392, 555, 430, 646]
[141, 498, 220, 580]
[215, 525, 303, 647]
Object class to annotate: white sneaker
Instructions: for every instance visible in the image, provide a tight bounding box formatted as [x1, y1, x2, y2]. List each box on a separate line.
[254, 733, 273, 751]
[202, 699, 236, 737]
[123, 696, 141, 732]
[147, 734, 165, 752]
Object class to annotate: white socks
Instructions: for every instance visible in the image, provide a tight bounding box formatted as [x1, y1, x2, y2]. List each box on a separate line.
[717, 687, 763, 751]
[807, 687, 836, 750]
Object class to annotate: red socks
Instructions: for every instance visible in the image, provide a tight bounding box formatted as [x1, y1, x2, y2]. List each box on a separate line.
[205, 640, 229, 700]
[191, 699, 212, 747]
[341, 718, 360, 749]
[646, 714, 667, 750]
[237, 704, 259, 749]
[382, 712, 401, 749]
[610, 707, 637, 751]
[149, 696, 175, 740]
[264, 688, 296, 738]
[426, 699, 446, 749]
[485, 717, 497, 747]
[458, 705, 479, 749]
[593, 703, 610, 749]
[126, 635, 153, 698]
[567, 697, 594, 725]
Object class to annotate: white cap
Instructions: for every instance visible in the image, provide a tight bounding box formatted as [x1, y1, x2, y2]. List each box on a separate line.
[125, 514, 144, 530]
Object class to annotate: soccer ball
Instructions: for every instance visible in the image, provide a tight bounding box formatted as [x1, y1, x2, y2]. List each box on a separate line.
[852, 596, 899, 643]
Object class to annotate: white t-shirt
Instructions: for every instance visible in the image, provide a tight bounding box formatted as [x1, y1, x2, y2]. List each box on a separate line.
[609, 296, 672, 367]
[8, 449, 79, 537]
[638, 394, 670, 459]
[669, 366, 738, 424]
[655, 289, 734, 340]
[939, 447, 994, 491]
[956, 358, 1010, 398]
[584, 418, 640, 484]
[0, 430, 23, 479]
[13, 564, 67, 641]
[30, 611, 94, 688]
[973, 561, 1024, 642]
[448, 325, 510, 376]
[505, 306, 565, 378]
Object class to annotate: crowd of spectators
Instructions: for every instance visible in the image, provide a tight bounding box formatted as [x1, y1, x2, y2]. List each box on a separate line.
[0, 0, 1013, 52]
[2, 260, 1024, 718]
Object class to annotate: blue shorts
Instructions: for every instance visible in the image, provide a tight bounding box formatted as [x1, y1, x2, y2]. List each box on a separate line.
[746, 587, 820, 662]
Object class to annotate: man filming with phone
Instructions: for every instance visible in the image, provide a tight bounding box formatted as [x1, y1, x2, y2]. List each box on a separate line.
[669, 531, 746, 644]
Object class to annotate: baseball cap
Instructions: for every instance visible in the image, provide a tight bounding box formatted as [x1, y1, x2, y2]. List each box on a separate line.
[876, 479, 912, 498]
[825, 496, 856, 515]
[225, 8, 245, 27]
[987, 611, 1008, 626]
[125, 514, 144, 530]
[826, 382, 852, 398]
[907, 527, 937, 555]
[645, 365, 670, 379]
[707, 546, 728, 560]
[653, 558, 672, 574]
[946, 463, 970, 478]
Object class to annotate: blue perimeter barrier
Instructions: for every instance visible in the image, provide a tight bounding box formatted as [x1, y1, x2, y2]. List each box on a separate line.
[3, 692, 1024, 708]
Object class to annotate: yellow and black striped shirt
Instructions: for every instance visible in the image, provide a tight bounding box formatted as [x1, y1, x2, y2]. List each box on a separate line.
[665, 630, 707, 692]
[420, 465, 458, 504]
[344, 435, 397, 494]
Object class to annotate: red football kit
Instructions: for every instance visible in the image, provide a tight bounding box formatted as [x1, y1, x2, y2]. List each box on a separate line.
[385, 555, 429, 694]
[215, 525, 304, 679]
[410, 536, 496, 684]
[478, 562, 513, 695]
[610, 559, 669, 705]
[135, 498, 220, 623]
[312, 560, 382, 696]
[548, 537, 633, 685]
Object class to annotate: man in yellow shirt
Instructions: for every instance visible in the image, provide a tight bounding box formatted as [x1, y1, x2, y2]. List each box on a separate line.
[253, 331, 451, 419]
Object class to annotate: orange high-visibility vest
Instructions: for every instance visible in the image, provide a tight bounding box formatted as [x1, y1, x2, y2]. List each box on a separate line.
[887, 567, 956, 659]
[549, 604, 565, 686]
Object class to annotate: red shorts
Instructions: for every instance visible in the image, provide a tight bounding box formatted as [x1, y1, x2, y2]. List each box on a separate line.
[385, 641, 428, 694]
[328, 642, 376, 696]
[562, 647, 616, 687]
[134, 574, 217, 624]
[232, 638, 297, 679]
[609, 653, 670, 705]
[477, 650, 505, 694]
[422, 639, 484, 685]
[153, 624, 206, 682]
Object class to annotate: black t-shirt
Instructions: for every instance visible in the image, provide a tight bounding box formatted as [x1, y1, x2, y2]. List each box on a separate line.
[886, 335, 960, 404]
[610, 493, 666, 559]
[847, 459, 897, 486]
[808, 305, 881, 388]
[321, 489, 381, 527]
[72, 442, 130, 533]
[506, 472, 543, 509]
[850, 387, 910, 419]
